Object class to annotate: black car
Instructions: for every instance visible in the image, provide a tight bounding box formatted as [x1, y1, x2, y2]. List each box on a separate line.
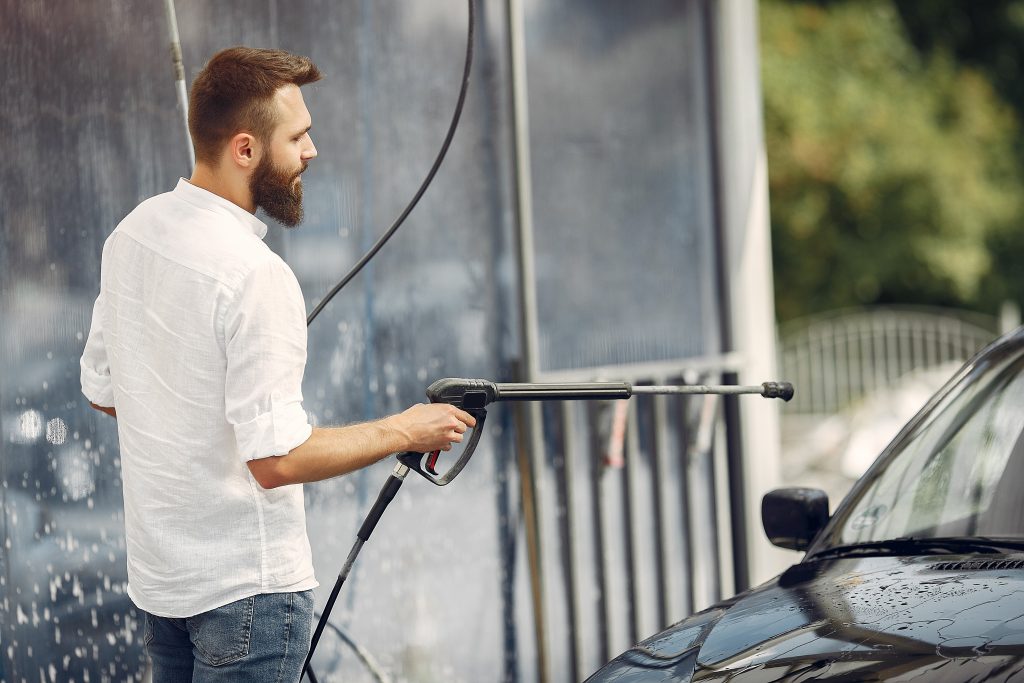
[587, 326, 1024, 682]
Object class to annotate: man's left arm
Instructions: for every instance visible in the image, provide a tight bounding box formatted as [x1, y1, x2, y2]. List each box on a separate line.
[81, 291, 116, 418]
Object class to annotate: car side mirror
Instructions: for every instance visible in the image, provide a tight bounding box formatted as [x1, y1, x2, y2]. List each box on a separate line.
[762, 487, 829, 551]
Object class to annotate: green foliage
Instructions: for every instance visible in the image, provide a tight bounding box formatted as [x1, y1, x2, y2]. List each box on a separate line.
[761, 0, 1023, 322]
[896, 1, 1024, 117]
[895, 0, 1024, 311]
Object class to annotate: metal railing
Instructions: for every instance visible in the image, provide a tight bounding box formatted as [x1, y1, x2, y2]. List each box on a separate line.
[777, 307, 1001, 415]
[520, 364, 741, 681]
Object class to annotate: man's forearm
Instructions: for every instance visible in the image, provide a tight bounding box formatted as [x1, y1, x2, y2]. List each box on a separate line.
[246, 402, 475, 489]
[250, 421, 406, 489]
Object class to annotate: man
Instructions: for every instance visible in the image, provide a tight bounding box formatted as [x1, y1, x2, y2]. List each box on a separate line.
[79, 46, 475, 681]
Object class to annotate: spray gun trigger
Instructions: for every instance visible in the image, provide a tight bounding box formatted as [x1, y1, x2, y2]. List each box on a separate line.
[425, 450, 442, 475]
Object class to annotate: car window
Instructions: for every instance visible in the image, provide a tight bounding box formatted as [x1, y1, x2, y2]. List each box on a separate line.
[828, 347, 1024, 546]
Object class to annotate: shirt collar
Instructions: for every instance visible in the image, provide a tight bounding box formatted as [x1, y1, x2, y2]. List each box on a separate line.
[173, 178, 269, 240]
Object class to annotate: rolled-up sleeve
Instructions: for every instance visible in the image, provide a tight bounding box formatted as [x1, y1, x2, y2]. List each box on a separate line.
[223, 256, 313, 462]
[81, 292, 115, 407]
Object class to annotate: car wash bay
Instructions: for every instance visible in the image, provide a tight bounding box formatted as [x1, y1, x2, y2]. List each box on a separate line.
[0, 1, 762, 681]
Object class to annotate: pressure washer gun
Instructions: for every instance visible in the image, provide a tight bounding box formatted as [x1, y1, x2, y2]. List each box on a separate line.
[302, 376, 793, 681]
[396, 377, 794, 486]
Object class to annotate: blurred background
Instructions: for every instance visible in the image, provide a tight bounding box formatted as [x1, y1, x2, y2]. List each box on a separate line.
[764, 0, 1024, 506]
[0, 0, 1021, 682]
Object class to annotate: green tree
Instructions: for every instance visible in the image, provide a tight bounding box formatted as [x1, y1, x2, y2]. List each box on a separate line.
[894, 0, 1024, 311]
[761, 0, 1023, 322]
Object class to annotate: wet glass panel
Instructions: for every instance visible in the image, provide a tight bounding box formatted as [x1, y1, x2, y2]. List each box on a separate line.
[175, 0, 520, 680]
[523, 0, 720, 372]
[1, 0, 518, 680]
[1, 2, 185, 679]
[2, 1, 728, 680]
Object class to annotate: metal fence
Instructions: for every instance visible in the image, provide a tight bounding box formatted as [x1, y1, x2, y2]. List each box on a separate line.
[519, 362, 742, 682]
[777, 307, 1001, 415]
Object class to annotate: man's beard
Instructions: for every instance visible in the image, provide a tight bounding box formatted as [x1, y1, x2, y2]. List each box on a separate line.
[250, 155, 308, 228]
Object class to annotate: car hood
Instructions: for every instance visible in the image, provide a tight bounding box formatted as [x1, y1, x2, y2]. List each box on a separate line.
[588, 554, 1024, 681]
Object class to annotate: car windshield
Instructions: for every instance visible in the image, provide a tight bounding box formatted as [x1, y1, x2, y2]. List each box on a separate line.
[819, 340, 1024, 550]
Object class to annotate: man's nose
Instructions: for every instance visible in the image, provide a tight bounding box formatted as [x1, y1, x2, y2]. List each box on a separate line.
[303, 137, 317, 160]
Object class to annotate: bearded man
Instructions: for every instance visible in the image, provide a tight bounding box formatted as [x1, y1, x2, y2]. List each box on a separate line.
[79, 47, 475, 682]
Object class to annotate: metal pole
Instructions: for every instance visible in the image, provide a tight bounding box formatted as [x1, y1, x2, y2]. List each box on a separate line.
[721, 373, 750, 592]
[557, 403, 581, 683]
[506, 0, 550, 679]
[622, 401, 640, 644]
[512, 400, 548, 682]
[505, 5, 541, 381]
[490, 381, 792, 401]
[650, 393, 671, 628]
[700, 0, 751, 594]
[586, 401, 611, 666]
[676, 393, 696, 617]
[163, 0, 195, 172]
[631, 384, 782, 397]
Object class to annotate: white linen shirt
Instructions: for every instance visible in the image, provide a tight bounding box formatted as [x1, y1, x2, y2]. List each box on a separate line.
[80, 178, 317, 618]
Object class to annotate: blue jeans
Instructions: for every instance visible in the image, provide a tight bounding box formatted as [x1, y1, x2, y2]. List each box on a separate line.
[143, 590, 314, 683]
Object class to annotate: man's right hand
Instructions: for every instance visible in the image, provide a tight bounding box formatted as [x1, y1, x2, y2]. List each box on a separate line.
[386, 403, 478, 454]
[248, 403, 479, 490]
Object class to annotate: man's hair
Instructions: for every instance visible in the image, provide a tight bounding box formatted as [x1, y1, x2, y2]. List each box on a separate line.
[188, 47, 322, 165]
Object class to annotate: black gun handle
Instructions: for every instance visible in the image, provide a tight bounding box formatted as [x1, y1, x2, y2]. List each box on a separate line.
[397, 409, 487, 486]
[426, 378, 498, 409]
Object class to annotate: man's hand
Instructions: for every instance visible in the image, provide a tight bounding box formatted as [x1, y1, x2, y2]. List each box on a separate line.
[247, 403, 478, 489]
[385, 403, 478, 453]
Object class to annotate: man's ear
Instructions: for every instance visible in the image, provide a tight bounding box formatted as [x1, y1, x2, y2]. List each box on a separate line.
[228, 132, 260, 170]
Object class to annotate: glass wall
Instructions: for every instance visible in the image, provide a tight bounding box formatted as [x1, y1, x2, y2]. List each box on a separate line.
[0, 1, 722, 681]
[1, 3, 189, 680]
[523, 0, 720, 373]
[518, 3, 723, 680]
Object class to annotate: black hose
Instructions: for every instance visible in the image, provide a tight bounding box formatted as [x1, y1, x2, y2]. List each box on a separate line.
[302, 469, 408, 681]
[306, 0, 476, 327]
[303, 2, 475, 677]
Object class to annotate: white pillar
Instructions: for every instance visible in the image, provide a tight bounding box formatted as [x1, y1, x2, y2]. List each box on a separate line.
[713, 0, 793, 584]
